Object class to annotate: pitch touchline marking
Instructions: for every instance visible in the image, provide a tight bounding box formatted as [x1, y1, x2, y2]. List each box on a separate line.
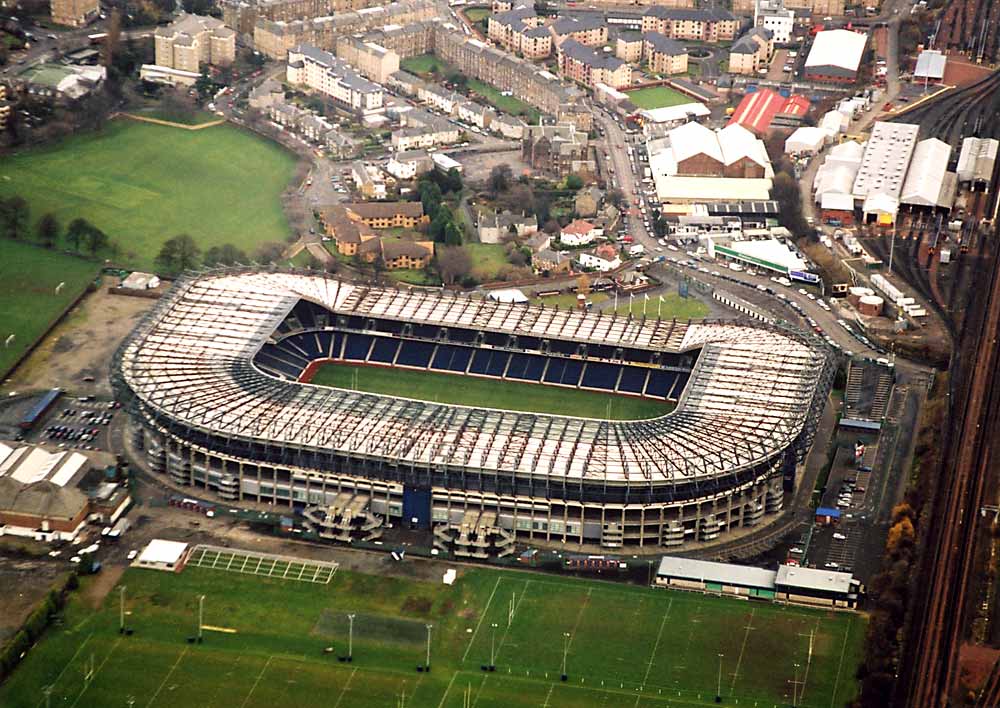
[145, 645, 189, 708]
[541, 684, 556, 708]
[493, 579, 531, 660]
[829, 616, 854, 708]
[36, 632, 94, 707]
[68, 636, 123, 708]
[798, 619, 820, 703]
[565, 587, 593, 655]
[435, 670, 460, 708]
[240, 655, 274, 708]
[331, 667, 357, 708]
[642, 598, 674, 688]
[462, 577, 502, 662]
[470, 674, 489, 708]
[728, 608, 756, 696]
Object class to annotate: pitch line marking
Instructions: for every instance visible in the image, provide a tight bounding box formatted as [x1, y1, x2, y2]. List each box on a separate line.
[541, 684, 556, 707]
[470, 674, 489, 708]
[829, 616, 854, 708]
[728, 608, 756, 696]
[435, 670, 460, 708]
[68, 636, 123, 708]
[565, 587, 593, 655]
[145, 645, 189, 708]
[331, 666, 357, 708]
[642, 598, 674, 688]
[798, 619, 820, 703]
[36, 632, 94, 707]
[494, 579, 532, 660]
[462, 577, 502, 662]
[240, 655, 274, 708]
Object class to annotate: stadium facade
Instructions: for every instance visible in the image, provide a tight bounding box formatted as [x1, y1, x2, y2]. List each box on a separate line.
[112, 270, 831, 552]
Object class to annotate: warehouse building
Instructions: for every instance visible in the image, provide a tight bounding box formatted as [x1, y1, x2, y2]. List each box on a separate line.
[804, 29, 868, 84]
[728, 88, 810, 135]
[0, 443, 92, 541]
[913, 49, 946, 83]
[900, 138, 957, 210]
[957, 137, 998, 186]
[851, 121, 919, 223]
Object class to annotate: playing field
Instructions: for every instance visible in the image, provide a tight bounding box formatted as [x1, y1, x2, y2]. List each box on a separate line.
[0, 563, 865, 708]
[400, 53, 445, 76]
[0, 240, 99, 378]
[308, 362, 672, 420]
[0, 120, 297, 271]
[614, 293, 709, 320]
[625, 86, 694, 109]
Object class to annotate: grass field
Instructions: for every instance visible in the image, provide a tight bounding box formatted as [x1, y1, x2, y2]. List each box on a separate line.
[0, 240, 99, 377]
[309, 362, 672, 419]
[465, 243, 509, 281]
[0, 563, 865, 708]
[615, 293, 709, 320]
[400, 53, 445, 76]
[625, 86, 694, 110]
[467, 80, 540, 123]
[532, 292, 610, 309]
[0, 120, 297, 271]
[464, 6, 490, 21]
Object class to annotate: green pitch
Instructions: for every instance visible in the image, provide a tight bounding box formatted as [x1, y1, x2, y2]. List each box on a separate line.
[0, 240, 99, 377]
[0, 564, 864, 708]
[614, 293, 709, 321]
[0, 120, 297, 271]
[626, 86, 696, 109]
[308, 362, 672, 420]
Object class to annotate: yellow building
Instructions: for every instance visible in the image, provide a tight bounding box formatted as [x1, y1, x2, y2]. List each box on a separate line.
[51, 0, 99, 27]
[154, 14, 236, 76]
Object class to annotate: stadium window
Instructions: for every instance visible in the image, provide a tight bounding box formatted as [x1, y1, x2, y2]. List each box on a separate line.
[549, 520, 564, 534]
[516, 518, 532, 531]
[433, 508, 449, 522]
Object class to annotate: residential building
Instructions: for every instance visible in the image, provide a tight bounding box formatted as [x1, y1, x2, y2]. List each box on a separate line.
[386, 71, 425, 97]
[386, 150, 435, 180]
[222, 0, 392, 38]
[343, 201, 429, 228]
[755, 0, 794, 45]
[559, 219, 603, 246]
[457, 101, 498, 130]
[548, 15, 608, 48]
[418, 83, 462, 115]
[728, 27, 773, 75]
[391, 109, 460, 150]
[558, 39, 631, 89]
[319, 205, 378, 255]
[488, 5, 552, 59]
[249, 79, 285, 110]
[641, 7, 738, 42]
[521, 122, 594, 177]
[154, 14, 236, 77]
[643, 33, 688, 75]
[532, 248, 573, 274]
[286, 44, 385, 114]
[733, 0, 842, 16]
[478, 210, 539, 243]
[380, 239, 434, 269]
[575, 186, 602, 217]
[14, 63, 106, 101]
[804, 29, 868, 84]
[335, 36, 400, 83]
[577, 243, 621, 272]
[494, 114, 527, 139]
[351, 161, 387, 200]
[615, 31, 644, 63]
[51, 0, 98, 28]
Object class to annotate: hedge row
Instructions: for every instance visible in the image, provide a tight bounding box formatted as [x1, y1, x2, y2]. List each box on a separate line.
[0, 572, 78, 682]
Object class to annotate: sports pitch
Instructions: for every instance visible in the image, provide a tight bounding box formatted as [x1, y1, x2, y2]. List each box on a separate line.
[625, 86, 694, 110]
[0, 240, 99, 378]
[0, 563, 864, 708]
[0, 120, 297, 271]
[307, 362, 673, 420]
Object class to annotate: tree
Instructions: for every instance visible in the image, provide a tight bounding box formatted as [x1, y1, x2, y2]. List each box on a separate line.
[445, 71, 467, 89]
[436, 246, 472, 285]
[565, 173, 584, 190]
[419, 179, 443, 219]
[155, 234, 202, 273]
[488, 164, 512, 195]
[607, 188, 625, 209]
[203, 243, 249, 266]
[429, 205, 454, 243]
[101, 8, 122, 69]
[82, 226, 108, 255]
[253, 241, 285, 264]
[443, 221, 463, 246]
[444, 167, 463, 194]
[1, 196, 29, 240]
[66, 218, 91, 252]
[195, 69, 215, 102]
[36, 213, 59, 248]
[770, 172, 809, 237]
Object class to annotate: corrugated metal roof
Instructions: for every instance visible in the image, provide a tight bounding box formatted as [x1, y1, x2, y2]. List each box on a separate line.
[776, 565, 854, 594]
[657, 556, 778, 588]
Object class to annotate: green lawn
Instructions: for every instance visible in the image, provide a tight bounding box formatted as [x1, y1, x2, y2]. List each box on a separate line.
[625, 85, 694, 109]
[0, 240, 100, 378]
[388, 268, 442, 286]
[0, 120, 297, 271]
[464, 6, 490, 21]
[132, 107, 219, 126]
[308, 362, 672, 419]
[0, 563, 865, 708]
[400, 53, 445, 76]
[614, 293, 709, 320]
[532, 292, 609, 309]
[467, 79, 540, 123]
[465, 243, 509, 281]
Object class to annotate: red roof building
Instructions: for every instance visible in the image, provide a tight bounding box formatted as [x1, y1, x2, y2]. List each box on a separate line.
[727, 89, 811, 135]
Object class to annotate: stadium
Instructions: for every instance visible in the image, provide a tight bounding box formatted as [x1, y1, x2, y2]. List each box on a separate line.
[112, 269, 832, 553]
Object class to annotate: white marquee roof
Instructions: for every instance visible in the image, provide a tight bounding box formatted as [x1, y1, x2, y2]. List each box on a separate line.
[805, 29, 868, 73]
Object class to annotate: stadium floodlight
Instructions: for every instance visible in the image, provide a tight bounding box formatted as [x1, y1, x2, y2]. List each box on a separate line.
[716, 653, 724, 703]
[346, 613, 355, 662]
[561, 632, 570, 681]
[119, 586, 126, 634]
[489, 622, 498, 670]
[197, 595, 205, 642]
[424, 624, 433, 672]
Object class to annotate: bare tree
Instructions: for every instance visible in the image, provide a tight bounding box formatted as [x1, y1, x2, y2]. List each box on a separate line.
[436, 246, 472, 286]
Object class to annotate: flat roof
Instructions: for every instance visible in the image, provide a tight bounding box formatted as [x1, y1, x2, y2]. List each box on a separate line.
[852, 121, 920, 203]
[914, 50, 946, 80]
[657, 556, 778, 589]
[726, 238, 807, 271]
[776, 564, 854, 595]
[138, 539, 189, 565]
[654, 175, 773, 202]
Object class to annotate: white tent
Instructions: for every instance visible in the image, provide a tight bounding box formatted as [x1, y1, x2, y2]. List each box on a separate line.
[785, 127, 829, 155]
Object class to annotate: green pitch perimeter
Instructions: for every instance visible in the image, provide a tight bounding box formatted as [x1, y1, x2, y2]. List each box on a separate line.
[0, 564, 865, 708]
[0, 240, 99, 377]
[307, 362, 672, 420]
[0, 120, 297, 271]
[625, 85, 694, 109]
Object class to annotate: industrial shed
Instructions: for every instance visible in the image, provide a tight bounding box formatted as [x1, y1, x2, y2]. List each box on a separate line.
[656, 556, 778, 597]
[785, 126, 830, 155]
[957, 137, 998, 185]
[913, 50, 946, 81]
[804, 29, 868, 83]
[852, 122, 920, 223]
[900, 138, 957, 209]
[775, 565, 860, 608]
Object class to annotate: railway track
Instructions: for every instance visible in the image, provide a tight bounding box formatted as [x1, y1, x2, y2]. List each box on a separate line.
[936, 0, 1000, 62]
[897, 231, 1000, 706]
[893, 70, 1000, 148]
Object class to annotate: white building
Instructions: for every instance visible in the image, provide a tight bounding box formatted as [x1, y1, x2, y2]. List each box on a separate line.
[577, 249, 621, 272]
[957, 137, 998, 185]
[755, 0, 794, 45]
[135, 539, 190, 572]
[559, 219, 603, 246]
[851, 121, 919, 222]
[813, 140, 864, 207]
[286, 45, 384, 115]
[785, 126, 830, 155]
[121, 272, 161, 290]
[900, 138, 957, 209]
[804, 29, 868, 83]
[914, 50, 946, 82]
[386, 150, 433, 180]
[432, 153, 463, 173]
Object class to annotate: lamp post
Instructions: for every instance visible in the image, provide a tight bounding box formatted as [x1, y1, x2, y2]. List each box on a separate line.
[792, 662, 801, 707]
[119, 586, 126, 634]
[716, 653, 724, 703]
[425, 624, 433, 672]
[197, 595, 205, 642]
[347, 614, 355, 662]
[489, 622, 498, 670]
[561, 632, 570, 681]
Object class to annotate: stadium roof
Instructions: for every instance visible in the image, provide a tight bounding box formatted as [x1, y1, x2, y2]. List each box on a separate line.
[914, 50, 946, 80]
[117, 272, 828, 486]
[805, 29, 868, 74]
[900, 138, 956, 208]
[657, 556, 778, 589]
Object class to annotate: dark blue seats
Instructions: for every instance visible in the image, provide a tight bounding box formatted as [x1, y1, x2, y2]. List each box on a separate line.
[431, 345, 472, 373]
[370, 337, 400, 364]
[485, 351, 509, 377]
[617, 367, 648, 394]
[582, 362, 619, 390]
[292, 301, 317, 330]
[448, 328, 476, 343]
[624, 349, 652, 364]
[588, 344, 615, 360]
[483, 331, 507, 347]
[548, 340, 577, 356]
[283, 333, 322, 359]
[469, 350, 491, 375]
[506, 354, 544, 381]
[518, 336, 542, 351]
[254, 346, 303, 379]
[669, 372, 690, 400]
[645, 370, 677, 399]
[412, 324, 439, 339]
[560, 360, 583, 386]
[543, 359, 565, 384]
[397, 340, 434, 368]
[343, 334, 372, 361]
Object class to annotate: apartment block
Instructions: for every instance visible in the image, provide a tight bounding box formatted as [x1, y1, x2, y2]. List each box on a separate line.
[521, 122, 594, 177]
[729, 27, 773, 75]
[558, 38, 630, 89]
[548, 15, 608, 48]
[51, 0, 99, 28]
[615, 32, 644, 63]
[287, 44, 384, 114]
[641, 7, 738, 42]
[154, 14, 236, 74]
[487, 5, 552, 59]
[644, 32, 688, 74]
[335, 36, 400, 83]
